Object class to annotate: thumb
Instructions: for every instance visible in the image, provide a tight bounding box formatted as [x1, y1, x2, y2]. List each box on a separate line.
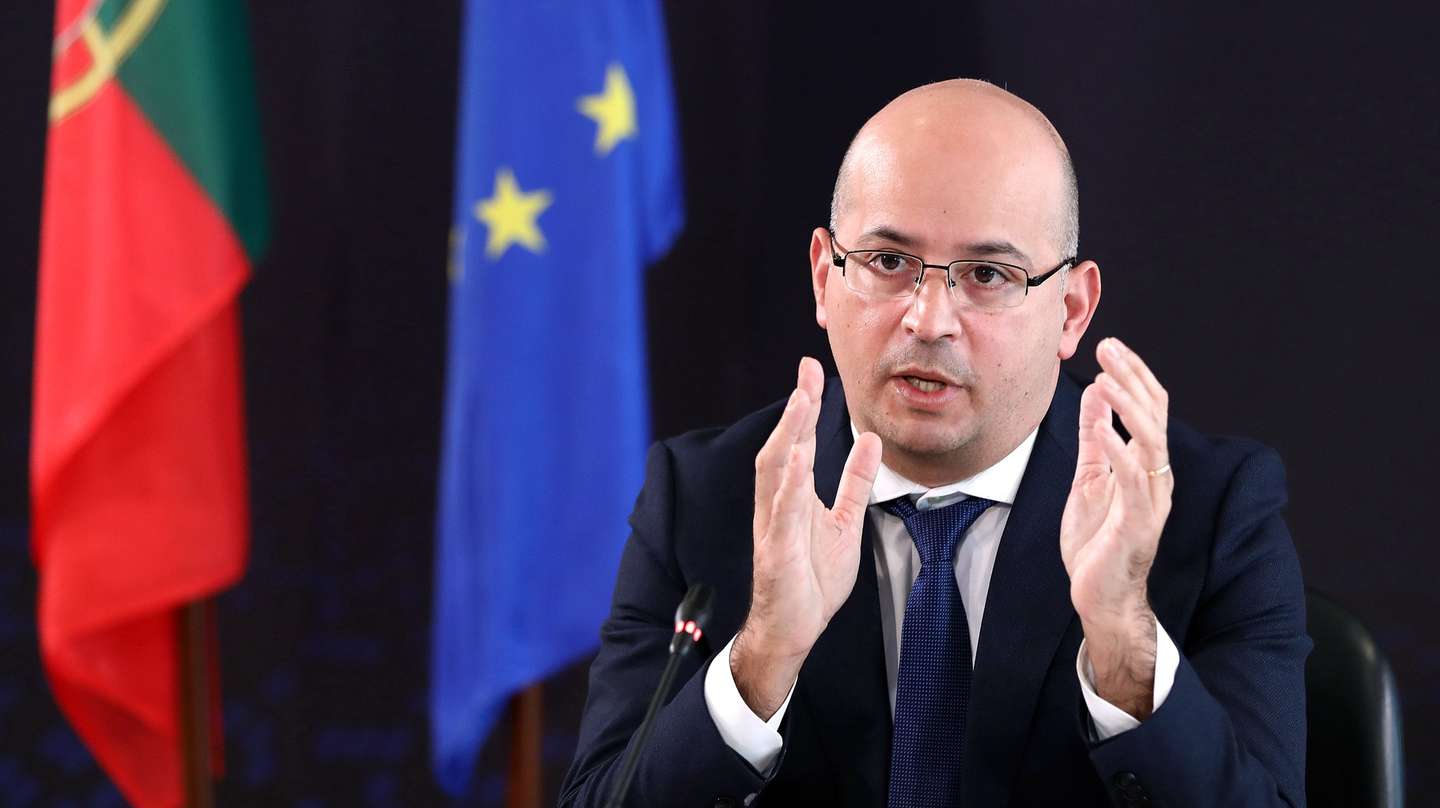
[1075, 381, 1112, 483]
[832, 431, 882, 534]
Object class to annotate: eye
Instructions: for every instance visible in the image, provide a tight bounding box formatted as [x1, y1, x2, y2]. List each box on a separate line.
[964, 263, 1019, 289]
[865, 252, 911, 274]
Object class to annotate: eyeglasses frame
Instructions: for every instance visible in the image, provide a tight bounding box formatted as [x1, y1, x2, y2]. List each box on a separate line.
[827, 229, 1077, 307]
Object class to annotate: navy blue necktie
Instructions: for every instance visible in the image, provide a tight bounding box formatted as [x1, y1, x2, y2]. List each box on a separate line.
[883, 495, 996, 808]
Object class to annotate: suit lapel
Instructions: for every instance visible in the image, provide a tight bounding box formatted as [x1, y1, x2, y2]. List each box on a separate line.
[797, 379, 890, 807]
[790, 375, 1084, 807]
[964, 374, 1082, 808]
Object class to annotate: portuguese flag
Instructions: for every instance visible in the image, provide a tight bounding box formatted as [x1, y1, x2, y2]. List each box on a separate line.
[31, 0, 268, 805]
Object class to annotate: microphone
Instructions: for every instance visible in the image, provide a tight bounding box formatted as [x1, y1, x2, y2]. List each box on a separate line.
[605, 582, 716, 808]
[670, 582, 715, 654]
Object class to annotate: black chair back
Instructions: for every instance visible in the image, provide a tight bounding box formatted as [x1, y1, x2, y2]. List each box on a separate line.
[1306, 589, 1405, 808]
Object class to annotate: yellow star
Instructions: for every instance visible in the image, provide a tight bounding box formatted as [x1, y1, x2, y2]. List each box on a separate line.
[577, 63, 637, 156]
[473, 167, 553, 260]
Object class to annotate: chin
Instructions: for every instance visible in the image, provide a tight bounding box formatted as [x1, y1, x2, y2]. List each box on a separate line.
[878, 416, 977, 459]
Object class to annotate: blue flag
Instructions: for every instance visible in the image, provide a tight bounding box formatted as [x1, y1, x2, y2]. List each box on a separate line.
[429, 0, 684, 795]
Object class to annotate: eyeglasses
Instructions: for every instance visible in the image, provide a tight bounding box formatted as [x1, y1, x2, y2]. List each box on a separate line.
[828, 230, 1076, 310]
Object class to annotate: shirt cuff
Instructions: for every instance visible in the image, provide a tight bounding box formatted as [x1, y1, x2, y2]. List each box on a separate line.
[1075, 620, 1179, 741]
[702, 636, 795, 775]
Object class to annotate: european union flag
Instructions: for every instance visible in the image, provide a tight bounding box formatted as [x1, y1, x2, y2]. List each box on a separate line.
[429, 0, 684, 794]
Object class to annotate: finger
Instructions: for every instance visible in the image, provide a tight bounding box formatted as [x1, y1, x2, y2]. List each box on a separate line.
[830, 431, 882, 537]
[754, 387, 810, 540]
[769, 440, 816, 550]
[1065, 384, 1115, 564]
[1115, 338, 1168, 412]
[793, 357, 825, 471]
[1093, 372, 1167, 469]
[1074, 382, 1112, 484]
[1100, 338, 1168, 422]
[797, 356, 824, 405]
[1095, 415, 1156, 518]
[1097, 338, 1159, 419]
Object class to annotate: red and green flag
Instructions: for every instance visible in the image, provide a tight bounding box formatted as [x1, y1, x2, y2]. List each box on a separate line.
[31, 0, 269, 805]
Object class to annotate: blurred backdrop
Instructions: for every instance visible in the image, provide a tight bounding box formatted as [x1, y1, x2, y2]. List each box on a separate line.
[2, 1, 1436, 805]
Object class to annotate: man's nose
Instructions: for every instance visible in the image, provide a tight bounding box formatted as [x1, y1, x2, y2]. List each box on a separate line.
[900, 268, 962, 342]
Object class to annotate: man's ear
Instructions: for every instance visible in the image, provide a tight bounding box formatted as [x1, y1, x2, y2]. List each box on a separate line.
[810, 227, 833, 330]
[1058, 260, 1101, 359]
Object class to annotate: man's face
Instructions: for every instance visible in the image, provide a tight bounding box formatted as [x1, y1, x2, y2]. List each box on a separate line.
[810, 112, 1090, 481]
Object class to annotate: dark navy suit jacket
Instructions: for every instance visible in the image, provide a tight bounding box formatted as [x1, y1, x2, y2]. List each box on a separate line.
[559, 373, 1309, 807]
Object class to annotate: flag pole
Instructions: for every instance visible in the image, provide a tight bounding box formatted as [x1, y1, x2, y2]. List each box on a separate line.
[178, 600, 215, 808]
[505, 683, 543, 808]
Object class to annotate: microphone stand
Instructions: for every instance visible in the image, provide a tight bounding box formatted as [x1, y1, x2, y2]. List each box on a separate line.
[604, 582, 715, 808]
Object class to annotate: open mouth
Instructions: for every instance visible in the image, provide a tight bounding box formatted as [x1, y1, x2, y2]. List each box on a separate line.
[902, 375, 946, 393]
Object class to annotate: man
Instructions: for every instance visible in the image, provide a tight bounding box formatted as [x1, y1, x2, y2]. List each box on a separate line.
[560, 80, 1308, 807]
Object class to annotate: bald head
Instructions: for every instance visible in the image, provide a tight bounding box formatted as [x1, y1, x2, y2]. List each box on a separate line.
[830, 79, 1079, 259]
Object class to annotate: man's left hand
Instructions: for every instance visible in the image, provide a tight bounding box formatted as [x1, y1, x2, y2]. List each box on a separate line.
[1060, 337, 1175, 720]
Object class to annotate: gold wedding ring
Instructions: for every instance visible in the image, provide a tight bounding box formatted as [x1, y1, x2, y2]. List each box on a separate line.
[1146, 463, 1172, 477]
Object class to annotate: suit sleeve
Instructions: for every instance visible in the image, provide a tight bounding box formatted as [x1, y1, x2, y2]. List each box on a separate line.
[557, 441, 771, 807]
[1086, 446, 1311, 807]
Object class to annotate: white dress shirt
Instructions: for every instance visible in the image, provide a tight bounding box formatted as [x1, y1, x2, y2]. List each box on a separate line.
[703, 424, 1179, 774]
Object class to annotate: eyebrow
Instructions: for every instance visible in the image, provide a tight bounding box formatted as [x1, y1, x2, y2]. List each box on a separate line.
[856, 226, 1032, 266]
[857, 225, 921, 248]
[962, 240, 1031, 266]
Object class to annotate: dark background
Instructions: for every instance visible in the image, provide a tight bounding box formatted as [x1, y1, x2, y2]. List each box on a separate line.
[2, 1, 1436, 805]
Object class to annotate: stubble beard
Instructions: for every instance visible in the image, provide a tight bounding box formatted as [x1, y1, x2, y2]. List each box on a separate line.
[872, 340, 982, 441]
[864, 393, 984, 466]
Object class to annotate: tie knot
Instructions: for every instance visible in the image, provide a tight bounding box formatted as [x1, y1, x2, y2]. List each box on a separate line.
[882, 495, 996, 565]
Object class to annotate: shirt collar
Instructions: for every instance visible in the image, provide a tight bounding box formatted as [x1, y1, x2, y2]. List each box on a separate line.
[850, 422, 1039, 511]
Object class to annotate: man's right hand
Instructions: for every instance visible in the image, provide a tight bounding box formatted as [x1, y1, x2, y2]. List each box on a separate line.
[730, 357, 882, 720]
